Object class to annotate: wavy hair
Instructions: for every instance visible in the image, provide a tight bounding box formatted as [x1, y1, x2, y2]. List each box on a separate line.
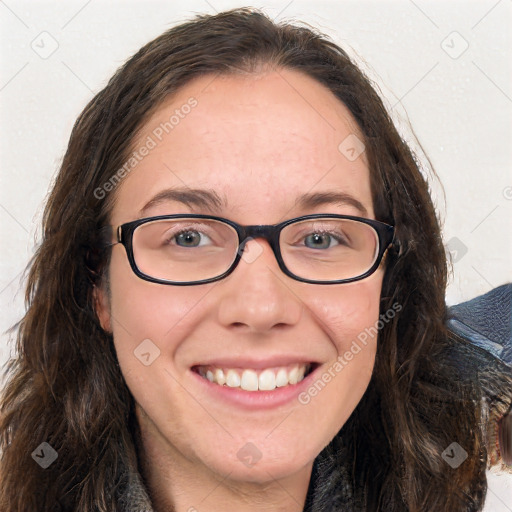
[1, 7, 511, 511]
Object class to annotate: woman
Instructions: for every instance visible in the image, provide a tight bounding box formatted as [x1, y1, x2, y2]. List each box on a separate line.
[0, 7, 510, 511]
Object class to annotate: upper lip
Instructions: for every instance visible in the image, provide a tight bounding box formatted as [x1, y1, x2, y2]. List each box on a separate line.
[191, 356, 319, 370]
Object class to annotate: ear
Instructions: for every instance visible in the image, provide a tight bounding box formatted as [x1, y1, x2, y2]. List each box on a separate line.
[93, 283, 112, 333]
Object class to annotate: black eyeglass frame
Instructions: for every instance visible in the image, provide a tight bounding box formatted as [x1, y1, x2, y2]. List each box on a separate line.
[108, 213, 395, 286]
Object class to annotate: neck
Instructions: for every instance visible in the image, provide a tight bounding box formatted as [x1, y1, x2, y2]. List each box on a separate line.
[135, 406, 314, 512]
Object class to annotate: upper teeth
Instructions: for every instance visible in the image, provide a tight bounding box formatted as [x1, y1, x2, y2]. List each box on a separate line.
[197, 364, 311, 391]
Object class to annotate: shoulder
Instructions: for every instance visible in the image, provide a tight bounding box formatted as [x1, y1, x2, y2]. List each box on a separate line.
[445, 284, 512, 471]
[447, 283, 512, 366]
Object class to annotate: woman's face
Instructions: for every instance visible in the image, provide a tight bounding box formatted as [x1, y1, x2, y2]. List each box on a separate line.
[96, 69, 385, 482]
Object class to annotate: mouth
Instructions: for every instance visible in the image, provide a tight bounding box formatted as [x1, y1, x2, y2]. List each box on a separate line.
[191, 362, 318, 392]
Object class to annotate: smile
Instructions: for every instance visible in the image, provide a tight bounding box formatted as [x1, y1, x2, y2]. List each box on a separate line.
[193, 363, 315, 391]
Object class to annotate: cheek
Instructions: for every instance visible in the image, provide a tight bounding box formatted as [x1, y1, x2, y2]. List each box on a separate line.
[306, 275, 383, 350]
[106, 249, 198, 363]
[301, 277, 383, 430]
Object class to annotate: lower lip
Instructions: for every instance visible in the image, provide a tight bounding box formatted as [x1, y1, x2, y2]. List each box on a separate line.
[190, 365, 320, 410]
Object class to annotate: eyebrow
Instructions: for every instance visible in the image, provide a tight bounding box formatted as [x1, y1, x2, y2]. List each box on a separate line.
[139, 187, 225, 216]
[139, 187, 368, 217]
[295, 191, 368, 216]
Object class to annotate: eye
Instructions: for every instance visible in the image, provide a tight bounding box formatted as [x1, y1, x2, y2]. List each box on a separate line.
[303, 231, 348, 250]
[169, 229, 213, 248]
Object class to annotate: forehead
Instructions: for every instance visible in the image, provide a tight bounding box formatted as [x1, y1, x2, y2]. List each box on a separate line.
[110, 69, 373, 224]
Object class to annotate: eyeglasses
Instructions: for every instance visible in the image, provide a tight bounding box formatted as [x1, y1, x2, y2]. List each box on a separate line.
[107, 214, 394, 285]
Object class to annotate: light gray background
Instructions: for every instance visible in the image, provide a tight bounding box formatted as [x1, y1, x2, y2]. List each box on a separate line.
[1, 1, 511, 508]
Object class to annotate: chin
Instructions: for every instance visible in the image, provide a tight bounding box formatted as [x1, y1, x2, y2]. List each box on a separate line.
[209, 455, 314, 484]
[198, 436, 321, 483]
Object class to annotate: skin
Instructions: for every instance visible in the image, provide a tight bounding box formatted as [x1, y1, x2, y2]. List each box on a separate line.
[95, 68, 385, 512]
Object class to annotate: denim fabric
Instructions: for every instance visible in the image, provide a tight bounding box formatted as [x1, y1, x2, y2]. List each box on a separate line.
[447, 284, 512, 367]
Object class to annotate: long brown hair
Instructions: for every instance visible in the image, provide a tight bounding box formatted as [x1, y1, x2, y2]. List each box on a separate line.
[1, 7, 510, 511]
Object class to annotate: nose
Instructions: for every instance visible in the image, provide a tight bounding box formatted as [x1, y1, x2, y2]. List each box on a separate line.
[216, 238, 304, 333]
